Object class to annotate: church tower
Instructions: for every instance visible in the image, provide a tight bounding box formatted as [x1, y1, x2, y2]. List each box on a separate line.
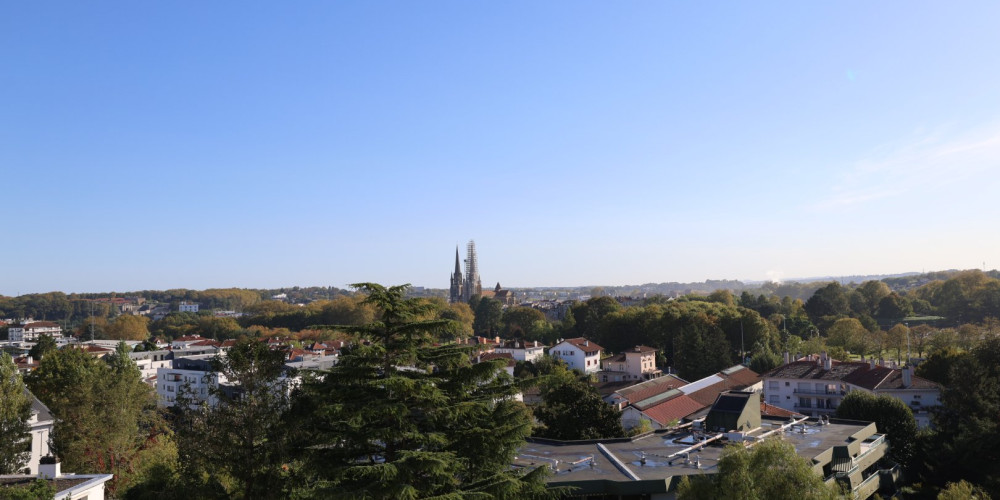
[449, 246, 464, 303]
[462, 240, 482, 302]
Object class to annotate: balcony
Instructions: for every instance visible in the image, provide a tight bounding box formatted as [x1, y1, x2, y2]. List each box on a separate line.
[792, 388, 846, 396]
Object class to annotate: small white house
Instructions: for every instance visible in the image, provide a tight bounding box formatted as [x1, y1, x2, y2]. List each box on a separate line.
[550, 337, 603, 373]
[494, 339, 545, 363]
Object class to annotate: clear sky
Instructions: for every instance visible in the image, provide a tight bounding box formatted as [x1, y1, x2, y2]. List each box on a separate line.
[3, 2, 1000, 295]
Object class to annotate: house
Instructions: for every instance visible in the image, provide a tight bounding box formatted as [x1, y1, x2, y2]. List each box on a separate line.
[515, 391, 896, 499]
[494, 339, 545, 363]
[21, 390, 54, 475]
[598, 345, 662, 382]
[762, 353, 942, 427]
[1, 459, 113, 500]
[550, 337, 603, 373]
[8, 321, 62, 342]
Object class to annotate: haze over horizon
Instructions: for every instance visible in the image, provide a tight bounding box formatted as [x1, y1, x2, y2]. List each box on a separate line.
[4, 2, 999, 296]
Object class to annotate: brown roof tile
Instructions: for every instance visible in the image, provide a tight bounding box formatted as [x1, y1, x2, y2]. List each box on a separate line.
[642, 395, 704, 425]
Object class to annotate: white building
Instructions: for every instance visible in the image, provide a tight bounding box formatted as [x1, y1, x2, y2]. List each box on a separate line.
[1, 460, 113, 500]
[550, 337, 603, 373]
[156, 355, 226, 407]
[23, 390, 54, 475]
[762, 353, 942, 427]
[8, 321, 62, 342]
[129, 350, 173, 384]
[178, 302, 199, 313]
[494, 339, 545, 363]
[598, 345, 662, 382]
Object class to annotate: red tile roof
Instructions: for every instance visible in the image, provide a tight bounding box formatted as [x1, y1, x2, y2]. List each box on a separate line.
[761, 402, 803, 418]
[560, 337, 603, 354]
[614, 375, 689, 404]
[642, 395, 704, 426]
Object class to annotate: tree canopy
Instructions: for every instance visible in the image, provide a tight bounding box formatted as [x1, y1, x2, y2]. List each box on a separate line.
[290, 283, 549, 499]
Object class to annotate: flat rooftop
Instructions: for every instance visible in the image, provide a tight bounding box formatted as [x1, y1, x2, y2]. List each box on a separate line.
[515, 416, 872, 485]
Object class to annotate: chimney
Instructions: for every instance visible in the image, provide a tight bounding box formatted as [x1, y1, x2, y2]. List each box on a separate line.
[902, 367, 913, 388]
[584, 340, 589, 347]
[869, 359, 876, 369]
[822, 352, 832, 371]
[634, 346, 641, 352]
[26, 355, 33, 365]
[783, 352, 790, 365]
[38, 456, 60, 479]
[495, 336, 500, 344]
[534, 340, 539, 347]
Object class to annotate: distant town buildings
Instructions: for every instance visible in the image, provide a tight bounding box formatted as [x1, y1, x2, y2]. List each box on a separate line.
[7, 321, 62, 342]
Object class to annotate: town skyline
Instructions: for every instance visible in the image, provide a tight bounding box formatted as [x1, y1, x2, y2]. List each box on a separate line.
[5, 2, 1000, 296]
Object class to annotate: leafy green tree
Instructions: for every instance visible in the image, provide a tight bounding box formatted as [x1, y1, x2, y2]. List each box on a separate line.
[473, 296, 503, 335]
[106, 314, 151, 341]
[804, 282, 850, 327]
[876, 293, 913, 321]
[673, 312, 733, 380]
[291, 283, 547, 499]
[501, 306, 548, 339]
[677, 439, 842, 500]
[26, 344, 175, 496]
[438, 300, 475, 339]
[834, 391, 917, 468]
[916, 347, 967, 386]
[886, 323, 909, 364]
[0, 353, 31, 474]
[826, 318, 867, 354]
[919, 337, 1000, 496]
[27, 334, 57, 360]
[173, 339, 290, 499]
[937, 480, 992, 500]
[533, 369, 625, 440]
[749, 349, 781, 374]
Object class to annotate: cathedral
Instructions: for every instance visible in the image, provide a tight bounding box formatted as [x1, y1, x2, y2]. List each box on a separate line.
[449, 240, 482, 303]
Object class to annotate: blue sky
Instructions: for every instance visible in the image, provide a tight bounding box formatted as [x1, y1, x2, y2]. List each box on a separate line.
[3, 2, 1000, 295]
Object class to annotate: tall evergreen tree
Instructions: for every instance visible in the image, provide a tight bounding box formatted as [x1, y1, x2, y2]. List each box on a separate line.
[0, 352, 32, 474]
[291, 283, 549, 499]
[177, 338, 291, 499]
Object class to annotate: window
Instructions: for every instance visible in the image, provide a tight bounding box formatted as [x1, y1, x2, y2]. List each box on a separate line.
[768, 381, 779, 391]
[769, 395, 779, 405]
[785, 382, 790, 386]
[798, 398, 811, 408]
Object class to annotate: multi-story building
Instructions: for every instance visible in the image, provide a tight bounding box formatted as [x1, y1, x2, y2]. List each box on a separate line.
[598, 345, 662, 382]
[550, 337, 603, 373]
[156, 355, 226, 407]
[494, 339, 545, 363]
[762, 353, 941, 427]
[128, 350, 173, 384]
[8, 321, 62, 342]
[178, 301, 199, 313]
